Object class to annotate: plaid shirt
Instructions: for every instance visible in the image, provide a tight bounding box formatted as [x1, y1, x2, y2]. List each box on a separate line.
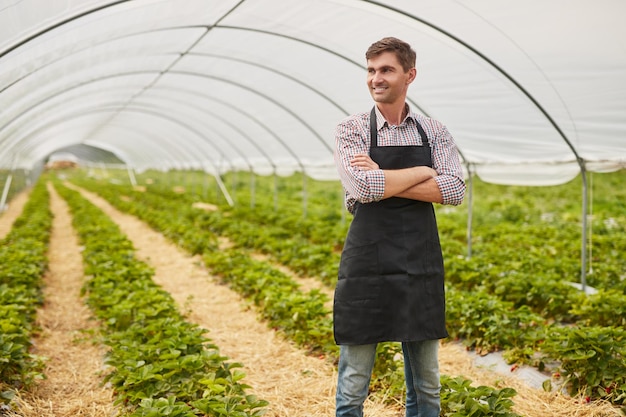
[334, 105, 466, 214]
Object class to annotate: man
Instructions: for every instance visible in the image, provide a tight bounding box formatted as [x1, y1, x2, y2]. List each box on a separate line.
[333, 37, 466, 417]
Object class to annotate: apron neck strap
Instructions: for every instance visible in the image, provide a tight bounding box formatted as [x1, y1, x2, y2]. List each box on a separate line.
[370, 106, 378, 148]
[370, 106, 430, 147]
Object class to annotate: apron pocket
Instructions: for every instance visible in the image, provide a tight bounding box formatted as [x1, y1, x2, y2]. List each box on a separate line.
[338, 243, 378, 278]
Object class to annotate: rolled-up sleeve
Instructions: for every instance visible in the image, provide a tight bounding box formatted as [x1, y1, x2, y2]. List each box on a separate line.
[334, 117, 385, 204]
[432, 124, 466, 206]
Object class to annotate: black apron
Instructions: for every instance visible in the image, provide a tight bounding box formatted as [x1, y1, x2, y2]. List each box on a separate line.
[333, 107, 447, 345]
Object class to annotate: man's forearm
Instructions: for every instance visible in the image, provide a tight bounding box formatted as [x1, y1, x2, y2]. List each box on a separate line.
[382, 166, 437, 199]
[394, 178, 443, 203]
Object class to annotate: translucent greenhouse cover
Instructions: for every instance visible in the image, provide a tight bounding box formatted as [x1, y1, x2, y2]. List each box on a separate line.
[1, 0, 625, 185]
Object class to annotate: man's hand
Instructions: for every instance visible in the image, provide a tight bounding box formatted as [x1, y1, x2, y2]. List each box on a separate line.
[349, 153, 441, 202]
[350, 153, 379, 171]
[351, 153, 437, 178]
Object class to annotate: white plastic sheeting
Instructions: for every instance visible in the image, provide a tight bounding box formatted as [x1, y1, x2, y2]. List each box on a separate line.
[1, 0, 625, 184]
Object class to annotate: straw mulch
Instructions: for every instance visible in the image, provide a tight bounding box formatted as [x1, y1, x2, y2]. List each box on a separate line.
[3, 184, 116, 417]
[1, 184, 622, 416]
[70, 184, 401, 417]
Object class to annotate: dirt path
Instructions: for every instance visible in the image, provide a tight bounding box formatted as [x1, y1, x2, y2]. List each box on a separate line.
[7, 184, 115, 417]
[211, 217, 624, 416]
[69, 184, 401, 416]
[0, 190, 29, 239]
[3, 183, 619, 416]
[70, 184, 622, 417]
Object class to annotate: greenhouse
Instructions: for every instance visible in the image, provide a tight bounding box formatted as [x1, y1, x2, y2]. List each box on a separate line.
[1, 1, 625, 416]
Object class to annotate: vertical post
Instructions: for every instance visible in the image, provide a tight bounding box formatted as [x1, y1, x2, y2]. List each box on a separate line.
[202, 171, 209, 200]
[214, 173, 234, 207]
[250, 170, 256, 208]
[231, 170, 237, 206]
[126, 165, 137, 187]
[273, 172, 278, 212]
[0, 173, 13, 212]
[466, 166, 474, 259]
[580, 164, 588, 293]
[302, 172, 308, 218]
[588, 173, 593, 274]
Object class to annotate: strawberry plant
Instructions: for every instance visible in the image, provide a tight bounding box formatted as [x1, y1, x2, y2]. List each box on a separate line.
[55, 181, 267, 416]
[66, 175, 525, 415]
[440, 375, 521, 417]
[0, 182, 51, 406]
[539, 326, 626, 405]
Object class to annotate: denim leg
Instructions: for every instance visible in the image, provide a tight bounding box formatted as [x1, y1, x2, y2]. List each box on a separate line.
[402, 340, 441, 417]
[336, 344, 377, 417]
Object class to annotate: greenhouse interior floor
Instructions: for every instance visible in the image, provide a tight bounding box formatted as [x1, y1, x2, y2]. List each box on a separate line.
[1, 185, 621, 417]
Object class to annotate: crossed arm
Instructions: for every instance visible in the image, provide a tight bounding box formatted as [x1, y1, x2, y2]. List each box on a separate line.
[350, 153, 443, 203]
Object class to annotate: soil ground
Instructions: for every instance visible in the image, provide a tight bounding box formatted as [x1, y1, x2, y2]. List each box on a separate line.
[1, 185, 621, 416]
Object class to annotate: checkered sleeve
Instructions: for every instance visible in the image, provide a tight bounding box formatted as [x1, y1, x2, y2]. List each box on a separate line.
[334, 115, 386, 209]
[431, 123, 466, 206]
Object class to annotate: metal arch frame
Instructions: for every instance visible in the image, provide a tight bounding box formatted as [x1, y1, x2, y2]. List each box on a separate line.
[80, 106, 239, 205]
[0, 65, 337, 174]
[99, 106, 236, 173]
[8, 88, 236, 171]
[44, 104, 233, 174]
[0, 27, 193, 95]
[10, 98, 239, 204]
[0, 3, 432, 167]
[0, 0, 590, 285]
[148, 84, 278, 171]
[0, 72, 160, 162]
[359, 0, 589, 289]
[174, 70, 332, 160]
[204, 25, 469, 165]
[0, 0, 576, 163]
[15, 110, 195, 170]
[134, 88, 274, 171]
[1, 34, 340, 173]
[124, 100, 254, 173]
[187, 51, 350, 115]
[0, 69, 311, 173]
[0, 1, 134, 58]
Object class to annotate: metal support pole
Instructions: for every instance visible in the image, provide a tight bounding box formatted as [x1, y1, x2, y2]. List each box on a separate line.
[214, 173, 234, 207]
[126, 165, 137, 187]
[250, 170, 256, 208]
[0, 173, 13, 212]
[580, 164, 588, 293]
[466, 168, 474, 259]
[273, 172, 278, 212]
[302, 172, 308, 218]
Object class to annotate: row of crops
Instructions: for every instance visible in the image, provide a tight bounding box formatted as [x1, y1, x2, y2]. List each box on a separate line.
[73, 168, 626, 409]
[1, 176, 523, 416]
[2, 168, 626, 416]
[66, 173, 525, 416]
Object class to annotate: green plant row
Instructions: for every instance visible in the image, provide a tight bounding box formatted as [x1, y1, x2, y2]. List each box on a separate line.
[68, 177, 406, 399]
[74, 173, 626, 408]
[68, 176, 524, 416]
[121, 177, 626, 332]
[54, 181, 267, 417]
[118, 177, 626, 408]
[0, 182, 51, 407]
[446, 286, 626, 406]
[132, 177, 626, 406]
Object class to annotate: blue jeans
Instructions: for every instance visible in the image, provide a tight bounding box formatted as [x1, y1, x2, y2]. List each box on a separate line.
[335, 340, 441, 417]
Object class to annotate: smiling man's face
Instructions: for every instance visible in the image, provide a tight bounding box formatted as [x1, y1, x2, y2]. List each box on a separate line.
[366, 51, 415, 105]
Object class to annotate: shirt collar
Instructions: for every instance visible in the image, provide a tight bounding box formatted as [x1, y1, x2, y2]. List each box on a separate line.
[374, 104, 416, 129]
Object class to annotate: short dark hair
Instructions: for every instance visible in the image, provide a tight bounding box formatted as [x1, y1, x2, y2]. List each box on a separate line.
[365, 37, 416, 72]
